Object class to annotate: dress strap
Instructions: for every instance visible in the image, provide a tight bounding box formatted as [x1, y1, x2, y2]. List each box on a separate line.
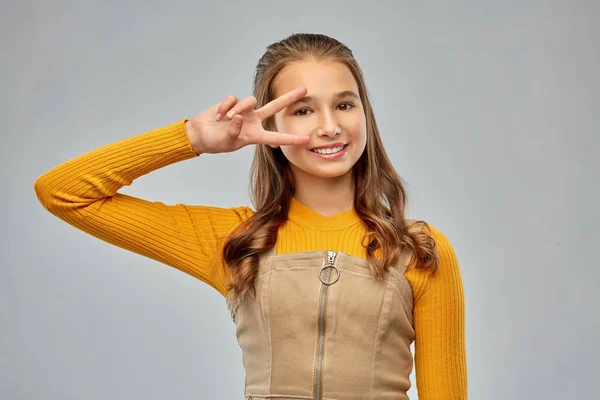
[261, 245, 277, 259]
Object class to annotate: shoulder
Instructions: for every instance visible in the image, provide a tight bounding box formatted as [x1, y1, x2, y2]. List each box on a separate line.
[404, 220, 462, 298]
[422, 223, 454, 254]
[420, 222, 463, 291]
[229, 205, 255, 221]
[406, 219, 455, 255]
[416, 222, 459, 271]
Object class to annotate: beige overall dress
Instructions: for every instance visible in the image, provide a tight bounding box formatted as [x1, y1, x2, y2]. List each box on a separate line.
[226, 223, 423, 400]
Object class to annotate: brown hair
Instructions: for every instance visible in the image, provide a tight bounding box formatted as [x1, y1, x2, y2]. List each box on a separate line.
[223, 33, 439, 302]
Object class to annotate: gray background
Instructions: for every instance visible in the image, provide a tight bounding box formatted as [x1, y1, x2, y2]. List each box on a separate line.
[2, 1, 598, 399]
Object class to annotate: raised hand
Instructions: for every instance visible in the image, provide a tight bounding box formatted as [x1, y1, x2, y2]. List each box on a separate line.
[185, 87, 310, 155]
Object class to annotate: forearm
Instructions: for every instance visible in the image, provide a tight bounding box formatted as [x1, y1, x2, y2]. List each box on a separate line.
[34, 119, 197, 212]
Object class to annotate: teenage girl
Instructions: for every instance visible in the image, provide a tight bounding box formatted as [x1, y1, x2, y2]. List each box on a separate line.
[34, 33, 467, 399]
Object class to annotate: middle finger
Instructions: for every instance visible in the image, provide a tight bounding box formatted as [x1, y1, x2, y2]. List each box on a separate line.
[226, 96, 258, 119]
[215, 95, 239, 121]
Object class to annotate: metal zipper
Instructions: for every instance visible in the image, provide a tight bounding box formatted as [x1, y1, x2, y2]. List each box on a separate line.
[314, 250, 339, 400]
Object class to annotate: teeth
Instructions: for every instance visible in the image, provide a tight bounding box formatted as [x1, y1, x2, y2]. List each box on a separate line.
[312, 145, 345, 155]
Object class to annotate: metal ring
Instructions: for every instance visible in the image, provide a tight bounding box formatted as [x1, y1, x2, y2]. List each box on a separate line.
[319, 265, 340, 285]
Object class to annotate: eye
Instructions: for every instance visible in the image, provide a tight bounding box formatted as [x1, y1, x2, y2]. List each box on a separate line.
[293, 102, 355, 116]
[294, 108, 311, 116]
[338, 102, 355, 111]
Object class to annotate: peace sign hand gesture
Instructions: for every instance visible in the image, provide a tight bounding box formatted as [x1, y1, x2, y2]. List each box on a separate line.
[185, 87, 310, 155]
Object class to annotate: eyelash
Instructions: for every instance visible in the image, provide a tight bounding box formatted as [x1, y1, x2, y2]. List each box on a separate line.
[293, 102, 355, 116]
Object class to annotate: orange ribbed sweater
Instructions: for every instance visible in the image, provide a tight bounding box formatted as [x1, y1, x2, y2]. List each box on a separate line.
[34, 119, 467, 399]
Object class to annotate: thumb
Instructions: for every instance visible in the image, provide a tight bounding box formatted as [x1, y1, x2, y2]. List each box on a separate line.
[227, 115, 244, 139]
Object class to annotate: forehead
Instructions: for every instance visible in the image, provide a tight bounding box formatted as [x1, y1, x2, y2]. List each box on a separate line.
[272, 60, 359, 98]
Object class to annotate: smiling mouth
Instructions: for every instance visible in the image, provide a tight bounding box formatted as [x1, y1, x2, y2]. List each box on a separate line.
[310, 144, 348, 155]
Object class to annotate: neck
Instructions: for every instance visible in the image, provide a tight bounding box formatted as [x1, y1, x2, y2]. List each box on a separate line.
[291, 168, 355, 217]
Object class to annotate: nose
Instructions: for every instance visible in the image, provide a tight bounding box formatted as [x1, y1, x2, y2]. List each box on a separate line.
[316, 109, 339, 138]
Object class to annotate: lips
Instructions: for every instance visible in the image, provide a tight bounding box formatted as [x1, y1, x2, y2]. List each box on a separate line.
[308, 143, 349, 159]
[309, 142, 347, 151]
[311, 144, 347, 155]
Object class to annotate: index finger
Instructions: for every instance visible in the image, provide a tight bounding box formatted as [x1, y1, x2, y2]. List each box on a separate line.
[255, 87, 307, 120]
[258, 130, 310, 147]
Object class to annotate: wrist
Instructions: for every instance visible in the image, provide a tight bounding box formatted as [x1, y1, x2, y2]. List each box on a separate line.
[185, 119, 203, 155]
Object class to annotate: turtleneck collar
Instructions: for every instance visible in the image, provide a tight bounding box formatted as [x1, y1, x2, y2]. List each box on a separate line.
[286, 196, 362, 230]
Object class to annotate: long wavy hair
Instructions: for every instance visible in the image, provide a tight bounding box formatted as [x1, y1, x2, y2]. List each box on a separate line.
[223, 33, 439, 302]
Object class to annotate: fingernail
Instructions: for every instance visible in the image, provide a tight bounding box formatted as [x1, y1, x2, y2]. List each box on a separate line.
[215, 113, 222, 121]
[226, 110, 236, 119]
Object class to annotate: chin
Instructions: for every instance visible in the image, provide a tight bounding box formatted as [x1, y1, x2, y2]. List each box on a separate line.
[307, 167, 353, 180]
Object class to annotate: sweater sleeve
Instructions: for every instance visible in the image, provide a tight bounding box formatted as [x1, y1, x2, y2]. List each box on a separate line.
[406, 224, 468, 399]
[33, 119, 252, 297]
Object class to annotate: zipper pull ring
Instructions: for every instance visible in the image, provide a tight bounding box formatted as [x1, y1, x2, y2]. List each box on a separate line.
[319, 251, 340, 285]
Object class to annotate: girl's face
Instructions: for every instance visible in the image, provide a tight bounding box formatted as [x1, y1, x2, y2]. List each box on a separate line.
[272, 60, 367, 183]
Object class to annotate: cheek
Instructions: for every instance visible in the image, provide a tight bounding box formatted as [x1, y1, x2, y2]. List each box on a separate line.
[279, 145, 305, 165]
[281, 119, 313, 137]
[273, 114, 283, 132]
[342, 109, 364, 127]
[348, 116, 367, 140]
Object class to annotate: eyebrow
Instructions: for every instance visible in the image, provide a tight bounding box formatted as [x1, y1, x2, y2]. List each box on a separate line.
[290, 90, 360, 107]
